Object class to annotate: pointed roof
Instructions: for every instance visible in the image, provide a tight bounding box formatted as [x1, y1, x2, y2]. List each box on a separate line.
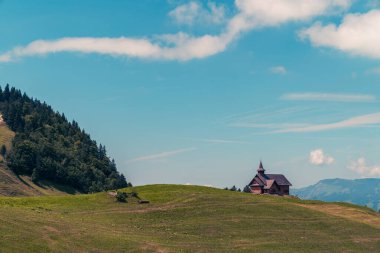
[266, 174, 292, 186]
[248, 161, 292, 187]
[257, 161, 265, 173]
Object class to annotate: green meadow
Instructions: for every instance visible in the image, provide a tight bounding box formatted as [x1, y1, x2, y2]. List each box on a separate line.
[0, 184, 380, 252]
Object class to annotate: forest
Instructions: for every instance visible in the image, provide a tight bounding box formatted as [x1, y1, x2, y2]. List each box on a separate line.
[0, 85, 128, 193]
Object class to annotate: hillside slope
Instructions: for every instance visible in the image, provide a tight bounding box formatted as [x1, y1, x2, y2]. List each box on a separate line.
[0, 85, 128, 193]
[292, 178, 380, 211]
[0, 185, 379, 252]
[0, 119, 74, 196]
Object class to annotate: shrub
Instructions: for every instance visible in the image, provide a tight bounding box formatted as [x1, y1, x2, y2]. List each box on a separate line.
[243, 185, 251, 193]
[116, 192, 127, 202]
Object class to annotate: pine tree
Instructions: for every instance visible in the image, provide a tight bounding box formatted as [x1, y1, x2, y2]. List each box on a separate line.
[0, 85, 129, 193]
[243, 185, 251, 193]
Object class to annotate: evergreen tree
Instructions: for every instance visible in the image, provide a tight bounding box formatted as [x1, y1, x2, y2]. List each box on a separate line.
[243, 185, 251, 193]
[230, 185, 237, 191]
[0, 85, 129, 193]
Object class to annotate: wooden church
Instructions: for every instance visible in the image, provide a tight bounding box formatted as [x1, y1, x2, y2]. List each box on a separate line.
[247, 162, 292, 195]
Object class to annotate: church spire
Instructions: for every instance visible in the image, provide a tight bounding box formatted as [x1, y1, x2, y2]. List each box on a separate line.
[257, 161, 265, 173]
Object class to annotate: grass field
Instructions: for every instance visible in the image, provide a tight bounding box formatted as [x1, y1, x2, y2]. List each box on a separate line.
[0, 184, 380, 252]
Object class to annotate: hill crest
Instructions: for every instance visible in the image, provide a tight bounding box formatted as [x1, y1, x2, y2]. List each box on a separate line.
[1, 184, 379, 252]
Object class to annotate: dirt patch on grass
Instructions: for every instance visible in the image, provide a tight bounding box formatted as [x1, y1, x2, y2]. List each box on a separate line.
[141, 242, 170, 253]
[297, 203, 380, 229]
[44, 226, 60, 234]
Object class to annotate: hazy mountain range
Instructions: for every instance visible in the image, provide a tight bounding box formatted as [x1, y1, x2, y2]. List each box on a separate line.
[292, 178, 380, 211]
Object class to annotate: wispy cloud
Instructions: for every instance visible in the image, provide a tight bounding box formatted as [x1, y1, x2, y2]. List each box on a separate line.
[309, 149, 334, 165]
[366, 67, 380, 76]
[0, 0, 351, 62]
[270, 66, 287, 75]
[229, 105, 380, 134]
[169, 1, 226, 26]
[195, 138, 248, 144]
[281, 93, 376, 103]
[275, 112, 380, 133]
[127, 148, 196, 164]
[224, 106, 315, 125]
[231, 122, 309, 129]
[349, 157, 380, 177]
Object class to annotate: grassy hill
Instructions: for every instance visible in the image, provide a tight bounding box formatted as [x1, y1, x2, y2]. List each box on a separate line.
[0, 185, 379, 252]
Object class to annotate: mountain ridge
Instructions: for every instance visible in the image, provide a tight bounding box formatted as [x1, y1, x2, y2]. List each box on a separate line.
[292, 178, 380, 211]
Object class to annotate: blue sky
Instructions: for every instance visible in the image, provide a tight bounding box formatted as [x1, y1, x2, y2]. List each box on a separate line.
[1, 0, 380, 188]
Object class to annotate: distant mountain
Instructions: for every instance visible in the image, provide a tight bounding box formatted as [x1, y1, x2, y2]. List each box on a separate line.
[292, 178, 380, 211]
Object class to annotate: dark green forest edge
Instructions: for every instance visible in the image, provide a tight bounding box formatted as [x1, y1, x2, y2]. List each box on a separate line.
[0, 85, 128, 193]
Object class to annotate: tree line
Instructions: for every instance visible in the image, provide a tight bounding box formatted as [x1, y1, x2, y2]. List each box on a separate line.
[0, 85, 128, 193]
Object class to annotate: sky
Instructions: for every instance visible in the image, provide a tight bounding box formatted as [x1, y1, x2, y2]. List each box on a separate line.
[0, 0, 380, 188]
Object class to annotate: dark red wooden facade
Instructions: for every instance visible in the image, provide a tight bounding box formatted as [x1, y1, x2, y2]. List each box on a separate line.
[247, 162, 292, 195]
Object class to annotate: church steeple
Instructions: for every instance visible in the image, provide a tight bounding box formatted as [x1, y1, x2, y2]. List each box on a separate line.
[257, 161, 265, 174]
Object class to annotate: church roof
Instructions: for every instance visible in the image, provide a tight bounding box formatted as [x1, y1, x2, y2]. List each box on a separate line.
[248, 162, 292, 187]
[266, 174, 292, 186]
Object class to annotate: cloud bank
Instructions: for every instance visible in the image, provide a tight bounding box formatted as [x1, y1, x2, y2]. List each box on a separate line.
[349, 158, 380, 177]
[300, 9, 380, 59]
[309, 149, 334, 165]
[0, 0, 351, 62]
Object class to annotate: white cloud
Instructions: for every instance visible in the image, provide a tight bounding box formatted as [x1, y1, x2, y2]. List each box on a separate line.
[169, 2, 200, 25]
[349, 157, 380, 177]
[300, 10, 380, 59]
[270, 66, 287, 74]
[0, 0, 351, 62]
[127, 148, 195, 164]
[0, 35, 230, 62]
[169, 1, 225, 25]
[309, 149, 334, 165]
[231, 0, 350, 30]
[281, 93, 376, 103]
[275, 112, 380, 133]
